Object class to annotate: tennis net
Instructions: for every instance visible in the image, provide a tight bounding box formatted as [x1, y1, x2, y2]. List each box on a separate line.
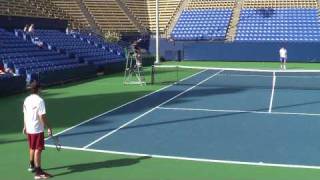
[151, 65, 320, 90]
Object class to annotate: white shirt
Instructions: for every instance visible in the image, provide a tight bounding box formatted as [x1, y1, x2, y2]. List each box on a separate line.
[279, 48, 287, 58]
[23, 94, 46, 134]
[28, 26, 34, 33]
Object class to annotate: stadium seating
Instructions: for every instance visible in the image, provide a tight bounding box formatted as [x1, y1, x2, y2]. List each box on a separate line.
[84, 0, 138, 32]
[171, 0, 235, 41]
[171, 8, 233, 41]
[187, 0, 236, 9]
[236, 0, 320, 42]
[51, 0, 91, 28]
[77, 33, 124, 56]
[30, 30, 124, 68]
[0, 0, 81, 27]
[0, 0, 54, 18]
[243, 0, 317, 8]
[0, 28, 96, 85]
[123, 0, 183, 33]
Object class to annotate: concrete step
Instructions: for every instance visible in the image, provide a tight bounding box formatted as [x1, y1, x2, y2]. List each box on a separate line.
[116, 0, 146, 33]
[226, 0, 244, 42]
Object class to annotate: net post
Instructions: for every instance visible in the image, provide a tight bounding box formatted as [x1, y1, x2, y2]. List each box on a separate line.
[176, 65, 179, 82]
[155, 0, 160, 64]
[151, 65, 155, 84]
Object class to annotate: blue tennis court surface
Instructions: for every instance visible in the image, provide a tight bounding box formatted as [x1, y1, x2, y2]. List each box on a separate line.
[46, 69, 320, 168]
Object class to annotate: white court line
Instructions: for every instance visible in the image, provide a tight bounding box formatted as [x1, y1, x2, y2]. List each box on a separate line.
[154, 65, 320, 73]
[45, 69, 208, 141]
[217, 74, 272, 78]
[268, 72, 277, 113]
[45, 144, 320, 170]
[83, 70, 224, 149]
[157, 107, 320, 117]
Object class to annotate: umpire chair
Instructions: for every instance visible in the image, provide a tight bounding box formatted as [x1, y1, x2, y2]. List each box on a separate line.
[123, 46, 146, 85]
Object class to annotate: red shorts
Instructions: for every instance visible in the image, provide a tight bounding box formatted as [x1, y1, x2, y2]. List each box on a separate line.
[27, 132, 45, 150]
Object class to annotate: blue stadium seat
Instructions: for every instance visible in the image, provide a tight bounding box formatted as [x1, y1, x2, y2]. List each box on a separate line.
[0, 29, 98, 85]
[171, 8, 233, 41]
[236, 8, 320, 42]
[30, 30, 125, 67]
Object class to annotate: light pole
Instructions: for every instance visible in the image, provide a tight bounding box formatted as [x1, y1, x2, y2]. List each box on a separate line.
[155, 0, 160, 64]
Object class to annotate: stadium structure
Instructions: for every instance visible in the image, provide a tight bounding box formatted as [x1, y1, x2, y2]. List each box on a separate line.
[3, 1, 320, 180]
[1, 0, 320, 94]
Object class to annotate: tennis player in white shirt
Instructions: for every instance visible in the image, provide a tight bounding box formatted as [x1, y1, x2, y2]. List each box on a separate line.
[279, 47, 287, 70]
[23, 81, 53, 179]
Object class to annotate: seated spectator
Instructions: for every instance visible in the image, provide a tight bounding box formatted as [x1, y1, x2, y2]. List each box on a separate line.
[32, 37, 44, 48]
[23, 24, 29, 32]
[66, 26, 70, 35]
[0, 66, 5, 75]
[5, 67, 16, 76]
[72, 28, 80, 35]
[28, 24, 34, 33]
[69, 29, 75, 35]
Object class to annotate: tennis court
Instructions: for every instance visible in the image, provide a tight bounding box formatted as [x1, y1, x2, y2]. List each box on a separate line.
[46, 66, 320, 169]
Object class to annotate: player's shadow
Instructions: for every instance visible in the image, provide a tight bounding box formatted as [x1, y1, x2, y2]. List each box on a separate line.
[46, 156, 151, 177]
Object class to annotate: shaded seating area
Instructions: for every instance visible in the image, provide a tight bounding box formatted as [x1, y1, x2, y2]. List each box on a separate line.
[30, 30, 125, 70]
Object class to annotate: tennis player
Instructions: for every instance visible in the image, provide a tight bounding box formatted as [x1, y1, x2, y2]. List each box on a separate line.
[23, 81, 53, 179]
[279, 47, 287, 70]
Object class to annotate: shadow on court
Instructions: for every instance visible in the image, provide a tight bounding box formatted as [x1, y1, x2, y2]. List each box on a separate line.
[0, 138, 26, 145]
[46, 156, 151, 177]
[52, 98, 320, 140]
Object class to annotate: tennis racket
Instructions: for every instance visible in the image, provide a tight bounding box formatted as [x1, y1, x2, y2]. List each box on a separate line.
[51, 135, 61, 151]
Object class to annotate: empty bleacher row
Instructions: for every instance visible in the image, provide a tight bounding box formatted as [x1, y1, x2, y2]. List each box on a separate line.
[77, 33, 124, 56]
